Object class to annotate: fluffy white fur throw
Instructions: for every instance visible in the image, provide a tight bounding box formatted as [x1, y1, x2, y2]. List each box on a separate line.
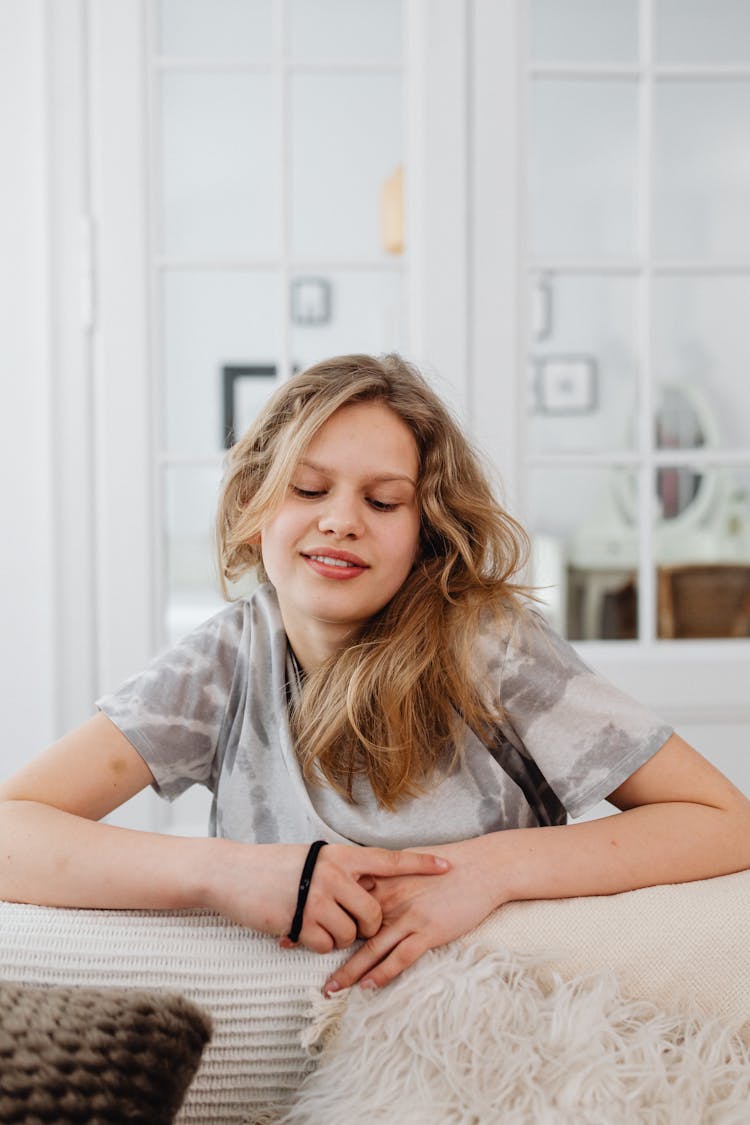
[279, 942, 750, 1125]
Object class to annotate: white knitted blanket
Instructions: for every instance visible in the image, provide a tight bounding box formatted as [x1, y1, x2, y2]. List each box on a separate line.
[0, 904, 347, 1123]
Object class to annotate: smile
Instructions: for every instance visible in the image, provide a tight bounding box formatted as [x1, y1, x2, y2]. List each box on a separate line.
[301, 551, 369, 579]
[307, 555, 359, 568]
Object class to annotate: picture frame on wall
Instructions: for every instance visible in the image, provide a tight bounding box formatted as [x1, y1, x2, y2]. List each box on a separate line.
[221, 365, 279, 448]
[533, 356, 598, 415]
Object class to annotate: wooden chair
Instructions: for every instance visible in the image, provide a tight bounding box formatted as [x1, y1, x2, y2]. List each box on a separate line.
[657, 564, 750, 639]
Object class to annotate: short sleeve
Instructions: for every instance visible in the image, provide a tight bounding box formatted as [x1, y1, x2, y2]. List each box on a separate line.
[96, 602, 248, 800]
[498, 609, 673, 819]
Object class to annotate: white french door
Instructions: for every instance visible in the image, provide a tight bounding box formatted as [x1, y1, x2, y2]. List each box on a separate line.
[86, 0, 470, 830]
[472, 0, 750, 798]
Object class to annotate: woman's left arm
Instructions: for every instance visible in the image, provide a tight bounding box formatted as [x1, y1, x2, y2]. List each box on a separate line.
[325, 733, 750, 995]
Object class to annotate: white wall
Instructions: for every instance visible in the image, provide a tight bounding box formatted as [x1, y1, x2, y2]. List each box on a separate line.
[0, 0, 57, 769]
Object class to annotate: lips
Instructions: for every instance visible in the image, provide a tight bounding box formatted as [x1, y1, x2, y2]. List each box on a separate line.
[301, 548, 369, 568]
[301, 547, 369, 579]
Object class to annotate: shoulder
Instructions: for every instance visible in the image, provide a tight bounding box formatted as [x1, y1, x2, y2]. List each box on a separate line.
[172, 582, 283, 655]
[507, 602, 590, 674]
[106, 583, 284, 700]
[159, 599, 248, 675]
[96, 584, 285, 729]
[473, 597, 591, 707]
[475, 595, 581, 668]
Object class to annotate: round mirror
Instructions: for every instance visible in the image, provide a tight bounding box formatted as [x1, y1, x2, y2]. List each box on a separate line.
[655, 384, 707, 520]
[612, 382, 720, 529]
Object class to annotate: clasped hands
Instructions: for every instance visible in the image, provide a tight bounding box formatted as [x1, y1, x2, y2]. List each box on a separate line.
[277, 838, 503, 995]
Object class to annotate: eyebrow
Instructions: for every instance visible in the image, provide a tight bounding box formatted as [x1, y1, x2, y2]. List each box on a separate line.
[298, 459, 417, 487]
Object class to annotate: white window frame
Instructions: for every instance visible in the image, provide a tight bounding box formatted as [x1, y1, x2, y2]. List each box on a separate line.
[471, 0, 750, 736]
[146, 0, 417, 648]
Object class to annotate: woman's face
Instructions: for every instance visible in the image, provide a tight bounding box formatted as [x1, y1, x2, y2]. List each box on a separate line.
[260, 400, 421, 669]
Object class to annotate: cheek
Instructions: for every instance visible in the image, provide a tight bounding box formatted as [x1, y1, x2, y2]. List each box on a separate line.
[257, 506, 301, 558]
[402, 517, 422, 569]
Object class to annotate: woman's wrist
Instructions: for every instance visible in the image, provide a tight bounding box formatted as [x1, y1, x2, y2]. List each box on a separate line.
[187, 838, 301, 934]
[466, 833, 517, 911]
[411, 835, 514, 913]
[474, 828, 554, 907]
[181, 835, 237, 913]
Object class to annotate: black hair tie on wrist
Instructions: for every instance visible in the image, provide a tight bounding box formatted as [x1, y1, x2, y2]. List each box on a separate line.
[287, 840, 328, 942]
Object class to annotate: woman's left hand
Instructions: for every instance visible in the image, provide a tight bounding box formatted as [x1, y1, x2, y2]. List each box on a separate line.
[322, 836, 506, 996]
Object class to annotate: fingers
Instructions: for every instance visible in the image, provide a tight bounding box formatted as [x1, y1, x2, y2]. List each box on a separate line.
[302, 898, 360, 951]
[306, 845, 444, 940]
[310, 854, 384, 938]
[323, 928, 427, 995]
[334, 879, 382, 938]
[281, 885, 378, 952]
[277, 844, 449, 958]
[279, 909, 353, 954]
[352, 848, 450, 879]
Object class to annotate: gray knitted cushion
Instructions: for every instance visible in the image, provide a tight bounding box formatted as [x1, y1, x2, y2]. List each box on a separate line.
[0, 981, 211, 1124]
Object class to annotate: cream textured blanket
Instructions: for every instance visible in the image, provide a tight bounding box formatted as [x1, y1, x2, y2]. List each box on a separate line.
[1, 870, 748, 1123]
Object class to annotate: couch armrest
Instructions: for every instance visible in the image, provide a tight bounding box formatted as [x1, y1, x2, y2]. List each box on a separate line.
[465, 869, 750, 1040]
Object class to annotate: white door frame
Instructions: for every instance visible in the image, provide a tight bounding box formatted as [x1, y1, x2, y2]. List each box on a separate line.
[88, 0, 156, 697]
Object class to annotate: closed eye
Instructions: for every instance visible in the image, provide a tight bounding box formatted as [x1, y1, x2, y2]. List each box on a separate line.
[291, 485, 400, 511]
[290, 486, 325, 499]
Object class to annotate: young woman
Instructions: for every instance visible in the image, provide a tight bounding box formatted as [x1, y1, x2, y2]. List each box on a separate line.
[1, 353, 749, 998]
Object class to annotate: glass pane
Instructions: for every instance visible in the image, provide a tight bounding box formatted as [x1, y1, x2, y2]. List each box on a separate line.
[653, 81, 750, 261]
[291, 73, 402, 260]
[530, 0, 638, 65]
[528, 462, 750, 639]
[653, 277, 750, 451]
[656, 458, 750, 561]
[160, 73, 281, 258]
[290, 0, 402, 62]
[529, 467, 639, 640]
[656, 466, 750, 639]
[164, 463, 225, 636]
[162, 270, 281, 455]
[528, 275, 639, 454]
[655, 0, 750, 65]
[529, 80, 639, 260]
[290, 270, 405, 371]
[163, 466, 261, 645]
[158, 0, 273, 60]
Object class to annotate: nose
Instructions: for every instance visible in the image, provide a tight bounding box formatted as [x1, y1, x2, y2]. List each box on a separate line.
[317, 492, 364, 538]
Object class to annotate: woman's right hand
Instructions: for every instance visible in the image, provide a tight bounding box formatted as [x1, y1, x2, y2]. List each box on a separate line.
[206, 841, 450, 953]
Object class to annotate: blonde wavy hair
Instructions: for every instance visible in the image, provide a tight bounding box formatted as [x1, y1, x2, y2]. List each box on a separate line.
[216, 353, 531, 809]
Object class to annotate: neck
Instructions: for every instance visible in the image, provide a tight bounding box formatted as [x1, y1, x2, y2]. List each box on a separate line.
[283, 620, 357, 674]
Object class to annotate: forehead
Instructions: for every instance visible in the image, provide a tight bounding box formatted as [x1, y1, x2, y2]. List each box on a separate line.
[301, 401, 419, 479]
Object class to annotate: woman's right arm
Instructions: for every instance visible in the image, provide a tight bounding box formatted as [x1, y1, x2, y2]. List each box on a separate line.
[0, 713, 449, 950]
[0, 712, 233, 912]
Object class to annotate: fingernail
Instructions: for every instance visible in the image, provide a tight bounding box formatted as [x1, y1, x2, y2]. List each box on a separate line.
[324, 980, 340, 996]
[435, 858, 449, 869]
[360, 978, 377, 991]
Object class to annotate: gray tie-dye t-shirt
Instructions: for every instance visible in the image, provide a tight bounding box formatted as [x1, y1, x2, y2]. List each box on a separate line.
[96, 583, 672, 847]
